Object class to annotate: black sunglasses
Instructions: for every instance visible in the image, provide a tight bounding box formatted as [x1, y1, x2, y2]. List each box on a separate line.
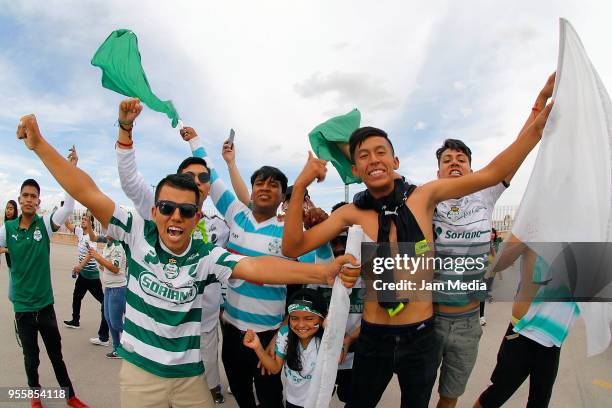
[184, 171, 210, 184]
[156, 200, 199, 218]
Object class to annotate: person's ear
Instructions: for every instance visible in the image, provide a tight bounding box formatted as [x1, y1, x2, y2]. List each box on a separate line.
[393, 156, 399, 170]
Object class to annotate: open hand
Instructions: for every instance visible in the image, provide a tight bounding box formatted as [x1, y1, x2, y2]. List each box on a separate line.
[532, 101, 554, 135]
[540, 72, 556, 100]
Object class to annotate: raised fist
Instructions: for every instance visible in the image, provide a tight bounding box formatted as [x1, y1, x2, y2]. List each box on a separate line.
[180, 126, 198, 142]
[118, 98, 143, 125]
[16, 114, 43, 150]
[243, 329, 261, 350]
[294, 151, 328, 188]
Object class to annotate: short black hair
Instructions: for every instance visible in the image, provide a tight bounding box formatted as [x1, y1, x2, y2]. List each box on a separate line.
[250, 166, 288, 193]
[435, 139, 472, 165]
[284, 185, 309, 203]
[349, 126, 395, 163]
[154, 173, 200, 205]
[176, 156, 209, 174]
[20, 179, 40, 196]
[331, 201, 348, 213]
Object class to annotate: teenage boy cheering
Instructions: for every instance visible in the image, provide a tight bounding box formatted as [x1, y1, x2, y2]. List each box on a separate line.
[432, 73, 555, 408]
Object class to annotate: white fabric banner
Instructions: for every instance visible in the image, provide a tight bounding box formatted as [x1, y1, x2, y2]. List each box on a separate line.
[511, 18, 612, 356]
[305, 226, 362, 408]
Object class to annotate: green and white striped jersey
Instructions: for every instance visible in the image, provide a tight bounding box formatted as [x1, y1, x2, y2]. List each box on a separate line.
[107, 205, 243, 378]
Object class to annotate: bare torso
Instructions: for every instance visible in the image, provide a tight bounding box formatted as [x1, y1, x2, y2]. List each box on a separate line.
[342, 188, 435, 325]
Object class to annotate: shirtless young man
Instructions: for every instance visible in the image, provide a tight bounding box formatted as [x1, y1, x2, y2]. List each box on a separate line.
[282, 97, 553, 408]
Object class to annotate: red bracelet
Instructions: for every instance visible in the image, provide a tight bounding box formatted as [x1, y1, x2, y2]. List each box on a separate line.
[116, 139, 133, 148]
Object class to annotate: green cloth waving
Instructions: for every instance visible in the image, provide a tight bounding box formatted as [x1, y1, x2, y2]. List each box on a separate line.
[309, 108, 361, 184]
[92, 29, 180, 127]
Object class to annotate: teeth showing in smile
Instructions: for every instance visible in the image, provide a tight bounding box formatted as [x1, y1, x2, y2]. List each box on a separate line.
[368, 169, 384, 176]
[259, 195, 270, 200]
[167, 226, 183, 237]
[450, 170, 461, 176]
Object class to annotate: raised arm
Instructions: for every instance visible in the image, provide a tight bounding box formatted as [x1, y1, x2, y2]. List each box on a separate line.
[243, 330, 284, 374]
[504, 72, 555, 184]
[17, 115, 115, 228]
[49, 193, 75, 232]
[422, 100, 553, 208]
[115, 98, 155, 220]
[64, 218, 75, 234]
[221, 138, 250, 206]
[181, 129, 244, 223]
[282, 153, 347, 258]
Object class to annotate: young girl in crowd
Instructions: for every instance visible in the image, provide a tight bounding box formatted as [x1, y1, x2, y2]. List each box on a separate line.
[2, 200, 18, 300]
[243, 288, 327, 408]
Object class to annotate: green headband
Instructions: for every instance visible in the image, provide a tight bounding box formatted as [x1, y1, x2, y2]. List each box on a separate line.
[288, 303, 324, 319]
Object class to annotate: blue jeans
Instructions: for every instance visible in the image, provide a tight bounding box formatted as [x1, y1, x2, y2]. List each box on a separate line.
[103, 286, 126, 350]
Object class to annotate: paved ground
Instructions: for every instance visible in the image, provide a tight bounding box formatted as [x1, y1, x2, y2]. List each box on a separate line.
[0, 243, 610, 407]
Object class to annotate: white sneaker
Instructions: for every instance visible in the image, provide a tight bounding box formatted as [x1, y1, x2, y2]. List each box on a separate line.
[90, 337, 110, 346]
[480, 317, 487, 326]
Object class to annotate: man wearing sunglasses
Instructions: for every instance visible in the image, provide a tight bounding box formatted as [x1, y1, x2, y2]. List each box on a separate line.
[115, 99, 229, 403]
[16, 113, 359, 408]
[182, 124, 334, 408]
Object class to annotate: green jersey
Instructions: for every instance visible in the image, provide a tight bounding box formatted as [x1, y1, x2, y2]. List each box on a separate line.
[107, 205, 244, 378]
[1, 214, 56, 312]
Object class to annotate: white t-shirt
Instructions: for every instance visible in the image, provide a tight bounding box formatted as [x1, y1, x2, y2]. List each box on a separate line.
[74, 226, 100, 279]
[275, 325, 320, 407]
[99, 241, 127, 288]
[433, 183, 505, 306]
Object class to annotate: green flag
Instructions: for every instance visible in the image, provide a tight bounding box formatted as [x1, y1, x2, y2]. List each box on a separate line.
[92, 29, 180, 127]
[309, 108, 361, 184]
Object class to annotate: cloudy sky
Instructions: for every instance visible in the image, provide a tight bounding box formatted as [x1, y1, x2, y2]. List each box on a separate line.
[1, 1, 611, 215]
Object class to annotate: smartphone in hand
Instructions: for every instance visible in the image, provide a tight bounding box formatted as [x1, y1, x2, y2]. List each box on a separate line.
[228, 128, 235, 147]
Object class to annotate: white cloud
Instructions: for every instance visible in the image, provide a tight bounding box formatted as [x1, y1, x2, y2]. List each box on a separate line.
[1, 0, 612, 213]
[453, 81, 467, 91]
[24, 169, 42, 177]
[414, 121, 427, 130]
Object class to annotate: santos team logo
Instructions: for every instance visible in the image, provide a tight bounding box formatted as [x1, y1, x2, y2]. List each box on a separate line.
[447, 206, 460, 222]
[139, 272, 197, 304]
[163, 259, 179, 280]
[268, 238, 282, 255]
[33, 228, 42, 242]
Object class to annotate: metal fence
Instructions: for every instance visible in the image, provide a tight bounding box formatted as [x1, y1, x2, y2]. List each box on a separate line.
[492, 205, 519, 232]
